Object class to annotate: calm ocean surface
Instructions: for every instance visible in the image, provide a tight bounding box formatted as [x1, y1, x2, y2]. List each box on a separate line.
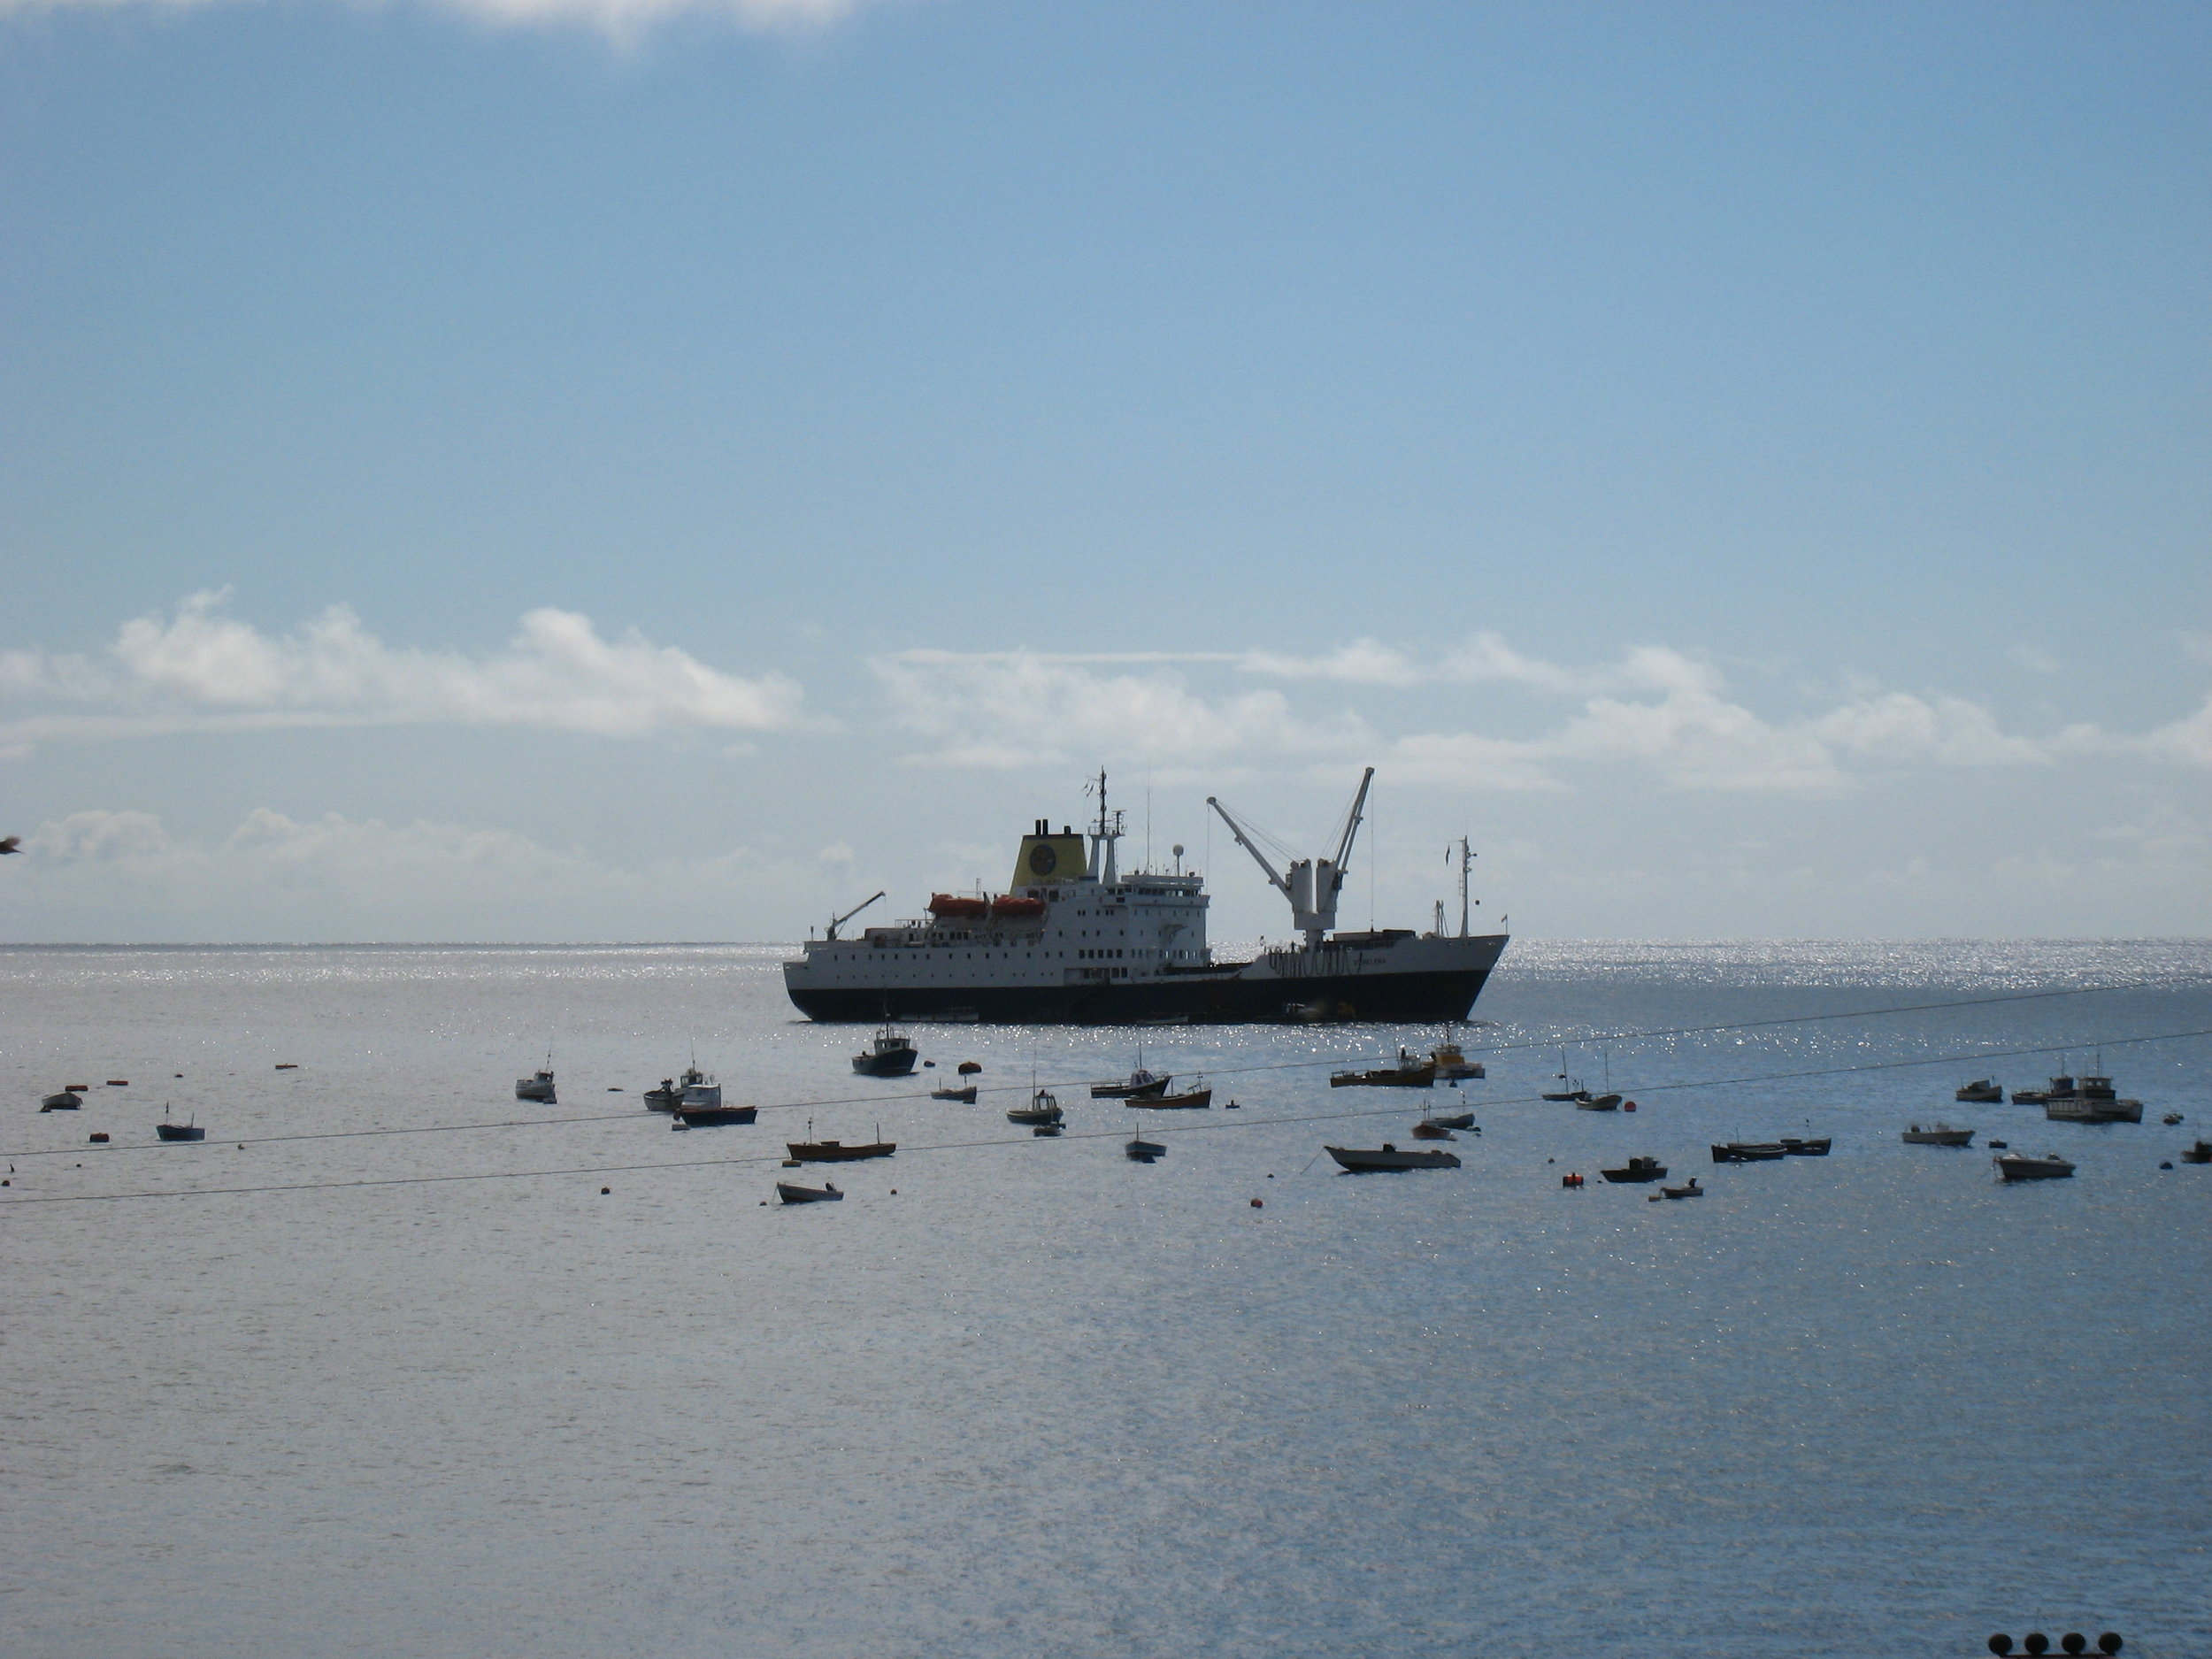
[3, 940, 2208, 1658]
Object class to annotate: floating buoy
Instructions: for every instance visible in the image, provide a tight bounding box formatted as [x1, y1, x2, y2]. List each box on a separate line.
[88, 1133, 109, 1143]
[174, 1073, 183, 1079]
[1624, 1101, 1637, 1112]
[600, 1187, 611, 1195]
[1265, 1173, 1274, 1179]
[1249, 1198, 1263, 1208]
[890, 1188, 897, 1194]
[2160, 1161, 2173, 1170]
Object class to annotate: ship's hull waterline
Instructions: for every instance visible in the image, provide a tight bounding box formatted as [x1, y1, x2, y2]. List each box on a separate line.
[787, 949, 1504, 1026]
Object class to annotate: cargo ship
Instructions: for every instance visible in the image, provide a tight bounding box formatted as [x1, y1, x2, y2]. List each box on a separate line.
[782, 771, 1509, 1025]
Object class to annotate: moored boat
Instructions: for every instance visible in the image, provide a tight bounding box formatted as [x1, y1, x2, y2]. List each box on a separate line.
[155, 1120, 205, 1142]
[674, 1104, 757, 1127]
[1125, 1136, 1166, 1163]
[776, 1181, 843, 1204]
[642, 1078, 683, 1112]
[1778, 1137, 1831, 1156]
[1903, 1123, 1974, 1147]
[1330, 1060, 1436, 1088]
[1574, 1093, 1623, 1112]
[1995, 1150, 2075, 1181]
[679, 1066, 722, 1110]
[852, 1021, 919, 1078]
[1421, 1111, 1477, 1132]
[2178, 1140, 2211, 1165]
[1325, 1142, 1461, 1171]
[1711, 1142, 1787, 1163]
[930, 1084, 979, 1102]
[1660, 1179, 1703, 1199]
[2046, 1079, 2143, 1125]
[1955, 1079, 2005, 1103]
[1007, 1088, 1063, 1125]
[1091, 1066, 1172, 1100]
[39, 1092, 79, 1111]
[786, 1135, 896, 1163]
[1409, 1122, 1455, 1141]
[1127, 1084, 1211, 1110]
[515, 1065, 557, 1103]
[1430, 1035, 1485, 1081]
[1601, 1156, 1667, 1184]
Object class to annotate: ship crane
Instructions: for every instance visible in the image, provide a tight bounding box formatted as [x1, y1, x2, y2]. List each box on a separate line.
[1207, 767, 1375, 949]
[824, 890, 886, 941]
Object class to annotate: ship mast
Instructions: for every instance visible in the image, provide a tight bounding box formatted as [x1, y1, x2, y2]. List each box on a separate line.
[1455, 836, 1474, 937]
[1087, 769, 1125, 884]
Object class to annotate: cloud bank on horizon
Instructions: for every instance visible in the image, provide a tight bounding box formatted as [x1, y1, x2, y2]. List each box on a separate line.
[0, 592, 803, 752]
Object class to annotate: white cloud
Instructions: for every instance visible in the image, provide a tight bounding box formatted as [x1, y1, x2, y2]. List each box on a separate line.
[0, 0, 879, 34]
[874, 649, 1367, 769]
[2, 592, 801, 749]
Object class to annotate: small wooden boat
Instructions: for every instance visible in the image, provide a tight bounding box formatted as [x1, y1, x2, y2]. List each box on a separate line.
[1007, 1088, 1063, 1125]
[39, 1092, 80, 1111]
[1031, 1123, 1063, 1137]
[1410, 1122, 1455, 1141]
[642, 1078, 683, 1111]
[1995, 1151, 2074, 1182]
[2177, 1141, 2210, 1164]
[1125, 1137, 1166, 1163]
[155, 1121, 205, 1142]
[1575, 1093, 1623, 1112]
[674, 1104, 757, 1127]
[930, 1084, 979, 1102]
[852, 1021, 919, 1078]
[1330, 1061, 1435, 1089]
[1778, 1137, 1831, 1156]
[1711, 1142, 1787, 1163]
[88, 1132, 110, 1143]
[2161, 1112, 2184, 1125]
[776, 1181, 843, 1204]
[1127, 1085, 1211, 1110]
[1903, 1124, 1975, 1147]
[1091, 1066, 1172, 1100]
[1600, 1156, 1667, 1184]
[1423, 1111, 1477, 1131]
[1325, 1142, 1461, 1171]
[515, 1057, 557, 1102]
[785, 1136, 895, 1162]
[1955, 1079, 2005, 1103]
[1660, 1179, 1703, 1199]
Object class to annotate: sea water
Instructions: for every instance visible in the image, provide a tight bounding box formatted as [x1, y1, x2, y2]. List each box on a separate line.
[2, 940, 2207, 1658]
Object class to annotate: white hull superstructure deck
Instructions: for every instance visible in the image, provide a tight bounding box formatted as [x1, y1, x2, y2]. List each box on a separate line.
[784, 772, 1509, 1025]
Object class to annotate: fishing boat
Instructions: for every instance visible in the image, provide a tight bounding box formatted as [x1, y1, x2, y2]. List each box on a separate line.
[39, 1092, 79, 1111]
[1091, 1065, 1173, 1100]
[674, 1104, 757, 1127]
[1409, 1122, 1455, 1141]
[2045, 1077, 2143, 1125]
[1541, 1048, 1587, 1101]
[2178, 1141, 2211, 1165]
[1903, 1124, 1975, 1147]
[1995, 1151, 2075, 1182]
[679, 1066, 722, 1110]
[1659, 1179, 1703, 1200]
[1007, 1088, 1063, 1126]
[1429, 1030, 1485, 1081]
[1329, 1059, 1435, 1088]
[1575, 1093, 1624, 1112]
[1421, 1111, 1477, 1132]
[155, 1106, 205, 1143]
[1955, 1079, 2005, 1103]
[930, 1083, 979, 1102]
[776, 1181, 843, 1204]
[1127, 1083, 1211, 1110]
[851, 1020, 919, 1078]
[515, 1062, 557, 1103]
[1325, 1143, 1461, 1171]
[1710, 1142, 1788, 1164]
[1125, 1136, 1166, 1163]
[1600, 1156, 1667, 1184]
[642, 1078, 683, 1112]
[785, 1131, 896, 1163]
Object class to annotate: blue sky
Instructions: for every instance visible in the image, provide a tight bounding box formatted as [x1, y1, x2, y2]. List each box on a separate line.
[2, 0, 2207, 941]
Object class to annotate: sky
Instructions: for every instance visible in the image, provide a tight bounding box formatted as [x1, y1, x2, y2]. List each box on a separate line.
[1, 0, 2207, 942]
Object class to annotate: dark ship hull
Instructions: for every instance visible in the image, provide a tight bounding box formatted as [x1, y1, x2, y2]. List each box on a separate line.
[787, 957, 1499, 1026]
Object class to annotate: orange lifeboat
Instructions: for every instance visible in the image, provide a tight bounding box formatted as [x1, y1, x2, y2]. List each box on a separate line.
[990, 896, 1046, 921]
[928, 895, 991, 920]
